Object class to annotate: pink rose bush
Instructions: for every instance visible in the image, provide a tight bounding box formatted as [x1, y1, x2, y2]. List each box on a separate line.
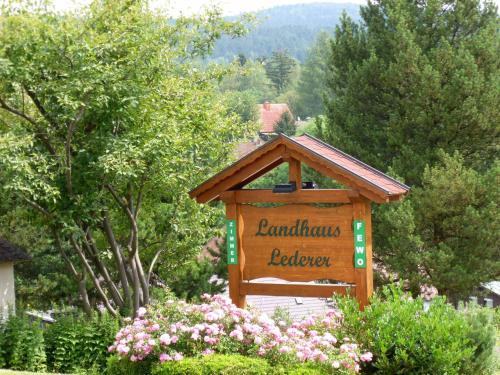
[109, 294, 372, 373]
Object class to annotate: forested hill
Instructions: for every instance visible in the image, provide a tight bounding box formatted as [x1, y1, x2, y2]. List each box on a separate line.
[210, 3, 360, 62]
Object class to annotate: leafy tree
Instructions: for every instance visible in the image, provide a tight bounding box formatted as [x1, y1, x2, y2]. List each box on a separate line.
[222, 91, 259, 123]
[274, 111, 296, 136]
[219, 60, 276, 101]
[323, 1, 499, 186]
[264, 50, 297, 94]
[0, 1, 249, 316]
[373, 153, 500, 303]
[294, 32, 332, 118]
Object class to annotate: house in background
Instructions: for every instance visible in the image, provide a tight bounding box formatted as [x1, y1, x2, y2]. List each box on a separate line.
[0, 237, 30, 318]
[236, 101, 295, 157]
[258, 101, 294, 140]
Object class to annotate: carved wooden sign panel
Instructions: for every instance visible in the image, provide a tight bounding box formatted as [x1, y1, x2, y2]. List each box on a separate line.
[239, 204, 355, 283]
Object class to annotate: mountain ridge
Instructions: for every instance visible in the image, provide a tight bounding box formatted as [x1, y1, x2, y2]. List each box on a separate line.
[211, 2, 361, 62]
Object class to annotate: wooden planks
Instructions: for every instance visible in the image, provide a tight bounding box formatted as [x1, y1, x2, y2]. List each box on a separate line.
[240, 204, 356, 284]
[240, 282, 355, 298]
[230, 189, 355, 204]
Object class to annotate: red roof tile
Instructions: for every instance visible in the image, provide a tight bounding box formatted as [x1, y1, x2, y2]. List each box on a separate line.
[291, 134, 409, 196]
[258, 103, 291, 133]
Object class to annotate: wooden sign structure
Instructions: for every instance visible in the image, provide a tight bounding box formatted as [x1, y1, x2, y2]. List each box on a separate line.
[190, 134, 409, 309]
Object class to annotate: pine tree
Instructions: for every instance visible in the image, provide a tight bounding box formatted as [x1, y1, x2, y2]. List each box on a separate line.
[274, 111, 296, 136]
[323, 1, 499, 186]
[295, 32, 332, 118]
[264, 50, 297, 94]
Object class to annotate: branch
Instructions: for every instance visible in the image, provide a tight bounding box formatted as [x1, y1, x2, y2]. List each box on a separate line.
[0, 97, 38, 125]
[102, 211, 133, 307]
[105, 183, 139, 259]
[20, 196, 51, 217]
[147, 248, 163, 284]
[53, 229, 78, 278]
[0, 97, 56, 155]
[82, 228, 124, 308]
[70, 235, 118, 317]
[65, 105, 86, 195]
[23, 86, 57, 128]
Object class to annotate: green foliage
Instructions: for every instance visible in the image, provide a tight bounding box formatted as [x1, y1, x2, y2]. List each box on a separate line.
[323, 0, 499, 186]
[274, 111, 296, 136]
[44, 312, 120, 373]
[152, 354, 274, 375]
[0, 311, 118, 373]
[219, 60, 276, 101]
[336, 285, 496, 375]
[265, 51, 297, 94]
[374, 153, 500, 301]
[0, 0, 252, 315]
[223, 90, 259, 123]
[168, 258, 226, 302]
[294, 32, 332, 118]
[106, 356, 153, 375]
[0, 314, 46, 372]
[461, 304, 497, 374]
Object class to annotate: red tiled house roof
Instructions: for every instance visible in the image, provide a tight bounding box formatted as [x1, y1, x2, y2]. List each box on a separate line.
[258, 102, 293, 133]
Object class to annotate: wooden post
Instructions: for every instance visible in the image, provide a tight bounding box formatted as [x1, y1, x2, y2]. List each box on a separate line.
[350, 196, 373, 310]
[223, 192, 246, 308]
[288, 158, 301, 189]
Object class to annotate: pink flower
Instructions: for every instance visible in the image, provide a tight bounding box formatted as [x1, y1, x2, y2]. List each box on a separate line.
[173, 352, 184, 361]
[137, 307, 147, 317]
[159, 353, 171, 363]
[360, 352, 373, 362]
[159, 334, 171, 345]
[202, 349, 214, 356]
[171, 335, 179, 344]
[254, 336, 262, 344]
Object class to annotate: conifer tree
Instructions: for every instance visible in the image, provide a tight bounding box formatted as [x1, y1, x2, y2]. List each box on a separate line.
[323, 0, 499, 186]
[274, 111, 296, 136]
[264, 50, 297, 94]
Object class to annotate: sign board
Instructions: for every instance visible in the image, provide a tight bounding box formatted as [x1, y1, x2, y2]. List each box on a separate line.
[240, 204, 355, 283]
[353, 220, 366, 268]
[226, 219, 238, 265]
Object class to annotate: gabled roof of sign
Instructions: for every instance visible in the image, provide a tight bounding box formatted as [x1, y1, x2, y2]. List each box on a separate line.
[189, 133, 410, 204]
[0, 237, 31, 263]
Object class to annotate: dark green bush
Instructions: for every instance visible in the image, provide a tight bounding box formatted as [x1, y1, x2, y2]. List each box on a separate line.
[106, 355, 153, 375]
[336, 285, 496, 375]
[152, 354, 275, 375]
[0, 314, 46, 372]
[44, 312, 120, 373]
[461, 304, 496, 374]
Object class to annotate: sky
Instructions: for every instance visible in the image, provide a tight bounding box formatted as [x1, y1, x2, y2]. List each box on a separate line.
[52, 0, 500, 16]
[54, 0, 365, 16]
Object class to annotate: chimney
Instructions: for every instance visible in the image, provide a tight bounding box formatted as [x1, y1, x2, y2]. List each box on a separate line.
[263, 101, 271, 110]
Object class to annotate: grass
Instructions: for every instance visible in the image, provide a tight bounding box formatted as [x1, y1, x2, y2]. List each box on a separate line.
[0, 371, 64, 375]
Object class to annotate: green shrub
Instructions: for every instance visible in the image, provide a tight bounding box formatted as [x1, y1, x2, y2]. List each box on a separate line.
[44, 312, 119, 373]
[106, 355, 153, 375]
[336, 285, 489, 375]
[0, 314, 46, 372]
[461, 304, 496, 375]
[152, 354, 275, 375]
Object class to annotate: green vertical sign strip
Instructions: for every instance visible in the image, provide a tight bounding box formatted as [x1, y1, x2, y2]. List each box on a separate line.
[226, 219, 238, 265]
[353, 220, 366, 269]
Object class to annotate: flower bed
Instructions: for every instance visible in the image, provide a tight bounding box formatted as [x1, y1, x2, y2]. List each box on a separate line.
[108, 295, 372, 374]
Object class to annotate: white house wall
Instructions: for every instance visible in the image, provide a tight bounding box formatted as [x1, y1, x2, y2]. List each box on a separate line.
[0, 262, 15, 318]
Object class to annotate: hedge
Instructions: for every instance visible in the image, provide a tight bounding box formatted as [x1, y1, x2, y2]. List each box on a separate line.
[107, 354, 329, 375]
